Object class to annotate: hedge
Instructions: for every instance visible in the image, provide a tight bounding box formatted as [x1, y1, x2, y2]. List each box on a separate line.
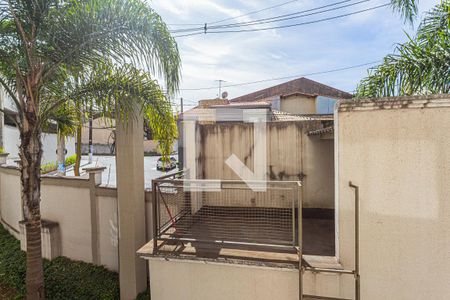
[0, 225, 120, 299]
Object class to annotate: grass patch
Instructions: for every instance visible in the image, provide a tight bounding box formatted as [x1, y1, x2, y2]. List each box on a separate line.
[0, 225, 120, 299]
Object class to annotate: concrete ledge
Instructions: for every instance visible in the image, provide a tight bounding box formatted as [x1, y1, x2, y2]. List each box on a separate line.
[41, 176, 90, 188]
[338, 94, 450, 112]
[95, 186, 117, 197]
[0, 165, 20, 175]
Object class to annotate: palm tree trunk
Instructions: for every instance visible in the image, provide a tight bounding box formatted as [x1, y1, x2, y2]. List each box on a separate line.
[56, 133, 66, 176]
[19, 112, 45, 300]
[74, 124, 82, 176]
[74, 100, 82, 177]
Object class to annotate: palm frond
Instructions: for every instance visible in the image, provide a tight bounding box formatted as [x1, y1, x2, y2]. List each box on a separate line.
[390, 0, 418, 24]
[41, 0, 181, 94]
[356, 1, 450, 98]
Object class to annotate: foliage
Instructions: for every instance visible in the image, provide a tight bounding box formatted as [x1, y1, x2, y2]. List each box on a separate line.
[146, 106, 178, 165]
[40, 162, 57, 174]
[356, 1, 450, 98]
[40, 155, 78, 174]
[390, 0, 418, 24]
[135, 289, 150, 300]
[1, 0, 180, 294]
[70, 62, 178, 162]
[0, 225, 120, 300]
[65, 154, 77, 166]
[0, 147, 5, 154]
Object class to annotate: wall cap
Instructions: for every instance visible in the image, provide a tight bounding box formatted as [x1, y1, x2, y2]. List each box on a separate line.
[338, 94, 450, 112]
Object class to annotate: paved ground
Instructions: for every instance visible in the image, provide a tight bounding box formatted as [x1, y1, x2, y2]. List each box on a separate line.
[65, 155, 178, 188]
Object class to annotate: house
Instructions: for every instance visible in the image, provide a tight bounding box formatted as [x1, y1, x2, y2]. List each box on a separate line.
[80, 116, 172, 155]
[230, 76, 353, 115]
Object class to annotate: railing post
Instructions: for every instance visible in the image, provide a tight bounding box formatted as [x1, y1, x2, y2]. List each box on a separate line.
[152, 180, 158, 254]
[297, 182, 303, 300]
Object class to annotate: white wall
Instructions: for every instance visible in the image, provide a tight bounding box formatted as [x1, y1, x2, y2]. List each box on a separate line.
[4, 125, 75, 164]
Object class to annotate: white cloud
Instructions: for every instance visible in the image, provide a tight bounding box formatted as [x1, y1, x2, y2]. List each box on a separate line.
[149, 0, 440, 105]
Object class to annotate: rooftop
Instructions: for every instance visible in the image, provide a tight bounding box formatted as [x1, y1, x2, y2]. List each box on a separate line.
[230, 77, 353, 103]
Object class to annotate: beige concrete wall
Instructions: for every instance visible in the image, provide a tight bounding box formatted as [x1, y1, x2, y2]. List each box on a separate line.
[302, 136, 334, 209]
[0, 168, 22, 238]
[280, 96, 316, 114]
[97, 195, 119, 271]
[0, 166, 122, 271]
[41, 181, 92, 262]
[199, 121, 333, 208]
[143, 95, 450, 300]
[0, 165, 157, 273]
[146, 258, 353, 300]
[337, 95, 450, 299]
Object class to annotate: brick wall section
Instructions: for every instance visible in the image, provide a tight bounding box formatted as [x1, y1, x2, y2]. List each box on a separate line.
[230, 77, 353, 102]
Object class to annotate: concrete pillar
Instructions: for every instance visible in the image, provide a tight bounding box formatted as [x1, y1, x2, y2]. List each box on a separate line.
[115, 107, 146, 299]
[84, 166, 107, 265]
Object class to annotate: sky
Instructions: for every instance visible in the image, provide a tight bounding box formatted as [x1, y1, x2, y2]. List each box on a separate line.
[150, 0, 438, 110]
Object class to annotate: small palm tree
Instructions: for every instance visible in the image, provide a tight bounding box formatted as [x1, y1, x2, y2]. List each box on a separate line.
[356, 1, 450, 97]
[0, 0, 180, 298]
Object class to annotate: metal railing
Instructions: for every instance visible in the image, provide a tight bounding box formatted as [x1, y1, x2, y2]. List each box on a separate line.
[152, 174, 301, 253]
[151, 174, 360, 300]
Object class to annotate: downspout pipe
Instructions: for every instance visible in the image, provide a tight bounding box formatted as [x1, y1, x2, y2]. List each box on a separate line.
[349, 181, 360, 300]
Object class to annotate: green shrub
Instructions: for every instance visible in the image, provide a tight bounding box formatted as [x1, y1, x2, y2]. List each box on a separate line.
[0, 225, 120, 299]
[65, 154, 77, 166]
[40, 162, 57, 174]
[135, 289, 149, 300]
[0, 147, 5, 154]
[40, 155, 77, 174]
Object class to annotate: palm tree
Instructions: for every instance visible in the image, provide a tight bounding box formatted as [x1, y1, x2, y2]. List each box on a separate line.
[0, 0, 180, 298]
[45, 103, 78, 176]
[356, 1, 450, 97]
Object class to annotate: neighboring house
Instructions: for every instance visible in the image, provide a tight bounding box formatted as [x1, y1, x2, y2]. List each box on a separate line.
[230, 77, 353, 115]
[0, 89, 75, 164]
[80, 116, 174, 155]
[177, 77, 346, 169]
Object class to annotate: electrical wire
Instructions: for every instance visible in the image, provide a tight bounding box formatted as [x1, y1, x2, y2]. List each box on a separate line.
[169, 0, 356, 33]
[178, 60, 381, 91]
[172, 3, 389, 37]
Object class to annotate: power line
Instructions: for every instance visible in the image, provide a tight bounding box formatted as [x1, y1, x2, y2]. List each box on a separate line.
[170, 0, 355, 33]
[211, 0, 369, 30]
[172, 3, 389, 38]
[178, 60, 381, 91]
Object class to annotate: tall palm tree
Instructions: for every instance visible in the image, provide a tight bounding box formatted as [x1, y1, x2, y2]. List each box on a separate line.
[0, 0, 180, 298]
[356, 1, 449, 97]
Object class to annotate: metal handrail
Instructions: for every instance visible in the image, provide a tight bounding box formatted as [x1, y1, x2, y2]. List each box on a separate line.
[152, 175, 302, 254]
